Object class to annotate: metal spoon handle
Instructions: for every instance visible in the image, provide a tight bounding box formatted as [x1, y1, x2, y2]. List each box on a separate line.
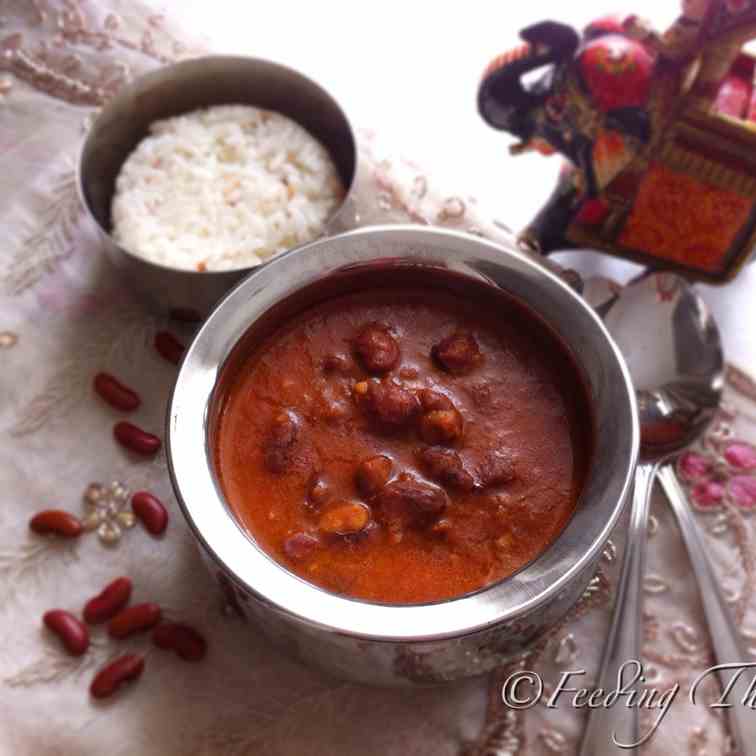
[579, 462, 656, 756]
[657, 464, 756, 756]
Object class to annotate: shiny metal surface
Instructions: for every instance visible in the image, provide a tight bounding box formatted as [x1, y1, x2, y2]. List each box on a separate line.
[166, 225, 638, 686]
[78, 55, 357, 319]
[581, 273, 724, 755]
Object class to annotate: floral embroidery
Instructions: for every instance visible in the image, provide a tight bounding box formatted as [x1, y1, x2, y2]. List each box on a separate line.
[4, 636, 109, 688]
[538, 728, 568, 753]
[726, 363, 756, 404]
[553, 634, 577, 666]
[189, 682, 354, 756]
[437, 196, 466, 222]
[3, 165, 80, 296]
[411, 175, 427, 199]
[644, 574, 670, 594]
[467, 571, 611, 755]
[0, 541, 78, 598]
[81, 481, 136, 545]
[0, 330, 18, 348]
[725, 0, 750, 14]
[467, 373, 756, 754]
[10, 302, 157, 436]
[677, 429, 756, 511]
[0, 1, 195, 109]
[2, 0, 755, 746]
[3, 638, 106, 688]
[0, 74, 11, 100]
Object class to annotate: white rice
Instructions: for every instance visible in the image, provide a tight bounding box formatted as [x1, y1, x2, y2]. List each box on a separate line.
[111, 105, 344, 272]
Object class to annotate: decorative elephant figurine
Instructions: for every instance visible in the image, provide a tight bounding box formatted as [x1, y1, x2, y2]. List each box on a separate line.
[479, 1, 756, 283]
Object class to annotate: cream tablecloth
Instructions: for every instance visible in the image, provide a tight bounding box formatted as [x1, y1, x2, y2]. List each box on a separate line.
[3, 2, 756, 754]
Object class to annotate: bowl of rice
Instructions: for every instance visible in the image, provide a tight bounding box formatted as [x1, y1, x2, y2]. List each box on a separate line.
[78, 56, 357, 319]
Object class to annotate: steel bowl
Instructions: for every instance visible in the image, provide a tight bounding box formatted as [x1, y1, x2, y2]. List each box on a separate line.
[166, 225, 639, 686]
[78, 55, 357, 320]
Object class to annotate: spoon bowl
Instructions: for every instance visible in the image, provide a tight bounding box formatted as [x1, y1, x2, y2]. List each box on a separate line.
[602, 275, 723, 459]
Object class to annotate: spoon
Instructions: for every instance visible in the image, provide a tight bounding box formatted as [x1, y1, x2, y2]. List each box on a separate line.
[579, 272, 727, 754]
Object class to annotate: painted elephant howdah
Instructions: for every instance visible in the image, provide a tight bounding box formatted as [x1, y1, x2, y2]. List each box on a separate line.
[479, 1, 756, 283]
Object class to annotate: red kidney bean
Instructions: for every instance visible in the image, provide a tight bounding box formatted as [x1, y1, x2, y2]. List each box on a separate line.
[418, 448, 476, 491]
[29, 510, 83, 538]
[263, 411, 300, 473]
[322, 353, 352, 375]
[93, 372, 141, 412]
[419, 409, 464, 445]
[432, 331, 483, 374]
[90, 654, 144, 699]
[475, 450, 516, 487]
[113, 421, 161, 457]
[375, 474, 448, 530]
[108, 603, 162, 639]
[354, 380, 420, 428]
[83, 577, 133, 625]
[418, 389, 455, 413]
[152, 622, 207, 662]
[354, 323, 400, 374]
[319, 501, 371, 536]
[130, 491, 168, 536]
[154, 331, 185, 365]
[355, 455, 393, 497]
[43, 610, 89, 656]
[307, 473, 331, 509]
[283, 532, 321, 561]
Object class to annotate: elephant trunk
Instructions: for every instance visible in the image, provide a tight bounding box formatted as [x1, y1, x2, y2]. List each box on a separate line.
[478, 21, 580, 137]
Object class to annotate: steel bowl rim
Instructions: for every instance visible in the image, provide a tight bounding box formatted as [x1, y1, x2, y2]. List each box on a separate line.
[166, 224, 639, 642]
[76, 53, 358, 279]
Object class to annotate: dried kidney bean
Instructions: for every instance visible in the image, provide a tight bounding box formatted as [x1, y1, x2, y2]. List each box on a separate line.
[43, 610, 89, 656]
[90, 654, 144, 699]
[83, 577, 133, 625]
[108, 603, 162, 639]
[130, 491, 168, 536]
[93, 373, 141, 412]
[113, 421, 162, 456]
[29, 510, 83, 538]
[152, 622, 207, 662]
[154, 331, 185, 365]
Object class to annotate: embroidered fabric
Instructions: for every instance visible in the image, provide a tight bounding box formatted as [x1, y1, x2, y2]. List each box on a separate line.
[2, 2, 756, 754]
